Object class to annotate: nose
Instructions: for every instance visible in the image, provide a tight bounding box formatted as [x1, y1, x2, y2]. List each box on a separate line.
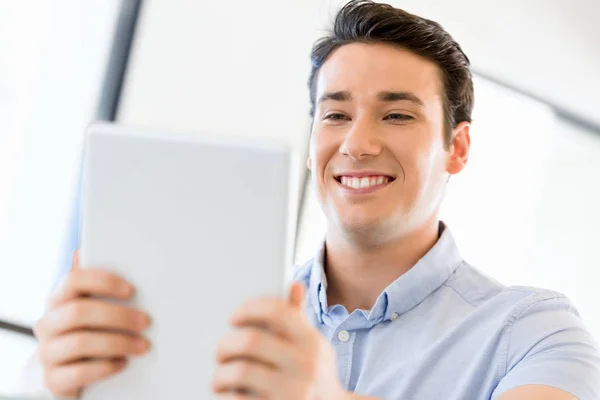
[339, 117, 382, 160]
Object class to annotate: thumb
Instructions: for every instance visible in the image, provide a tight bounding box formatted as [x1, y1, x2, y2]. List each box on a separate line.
[72, 249, 81, 270]
[288, 282, 305, 310]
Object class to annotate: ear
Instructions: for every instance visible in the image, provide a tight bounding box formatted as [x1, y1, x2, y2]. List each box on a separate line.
[446, 121, 470, 175]
[306, 157, 312, 170]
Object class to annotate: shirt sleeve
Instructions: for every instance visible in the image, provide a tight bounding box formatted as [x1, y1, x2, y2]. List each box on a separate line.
[492, 292, 600, 399]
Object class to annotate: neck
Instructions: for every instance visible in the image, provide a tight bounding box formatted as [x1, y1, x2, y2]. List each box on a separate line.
[324, 218, 440, 313]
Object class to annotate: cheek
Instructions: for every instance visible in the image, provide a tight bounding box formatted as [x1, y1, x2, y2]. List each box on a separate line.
[389, 130, 444, 191]
[310, 130, 339, 179]
[408, 144, 448, 200]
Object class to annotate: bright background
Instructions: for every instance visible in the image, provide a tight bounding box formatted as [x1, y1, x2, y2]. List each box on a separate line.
[1, 0, 599, 395]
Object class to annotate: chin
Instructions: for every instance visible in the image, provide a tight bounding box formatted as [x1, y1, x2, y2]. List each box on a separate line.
[337, 213, 393, 236]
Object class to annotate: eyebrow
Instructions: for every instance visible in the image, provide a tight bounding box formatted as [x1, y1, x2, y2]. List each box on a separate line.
[377, 91, 424, 107]
[318, 91, 352, 104]
[317, 90, 424, 107]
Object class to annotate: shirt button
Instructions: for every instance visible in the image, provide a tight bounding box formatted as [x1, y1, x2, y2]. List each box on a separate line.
[337, 330, 350, 342]
[391, 312, 399, 320]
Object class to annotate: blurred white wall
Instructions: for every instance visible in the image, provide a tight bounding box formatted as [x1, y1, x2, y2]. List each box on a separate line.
[0, 0, 120, 325]
[0, 1, 121, 394]
[116, 0, 333, 227]
[396, 0, 600, 127]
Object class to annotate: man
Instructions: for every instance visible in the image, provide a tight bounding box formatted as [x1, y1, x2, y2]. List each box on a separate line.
[32, 1, 600, 399]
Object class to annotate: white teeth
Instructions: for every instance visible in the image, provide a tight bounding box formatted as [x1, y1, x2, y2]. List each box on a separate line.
[339, 175, 390, 189]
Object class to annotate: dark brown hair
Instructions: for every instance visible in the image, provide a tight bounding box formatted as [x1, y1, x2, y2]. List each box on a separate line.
[308, 0, 474, 145]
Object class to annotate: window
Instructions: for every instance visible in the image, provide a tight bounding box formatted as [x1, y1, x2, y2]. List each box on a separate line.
[295, 75, 600, 338]
[0, 1, 123, 393]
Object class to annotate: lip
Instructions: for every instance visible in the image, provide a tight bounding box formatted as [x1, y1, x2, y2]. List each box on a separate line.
[334, 170, 396, 179]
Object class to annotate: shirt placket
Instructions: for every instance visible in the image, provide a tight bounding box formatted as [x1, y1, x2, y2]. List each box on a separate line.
[332, 327, 356, 390]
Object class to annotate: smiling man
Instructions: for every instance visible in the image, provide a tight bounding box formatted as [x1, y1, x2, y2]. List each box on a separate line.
[32, 1, 600, 399]
[212, 1, 600, 399]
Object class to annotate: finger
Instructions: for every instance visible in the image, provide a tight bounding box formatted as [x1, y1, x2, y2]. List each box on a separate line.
[212, 359, 278, 397]
[217, 392, 266, 400]
[288, 282, 305, 310]
[230, 299, 311, 344]
[216, 327, 298, 372]
[44, 358, 127, 398]
[40, 330, 150, 366]
[36, 298, 149, 339]
[72, 250, 80, 270]
[49, 267, 134, 309]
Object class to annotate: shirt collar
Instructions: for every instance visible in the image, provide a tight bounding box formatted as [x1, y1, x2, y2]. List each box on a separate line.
[307, 221, 463, 325]
[308, 244, 329, 324]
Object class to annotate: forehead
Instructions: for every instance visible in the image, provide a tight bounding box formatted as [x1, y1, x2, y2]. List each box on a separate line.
[316, 42, 443, 102]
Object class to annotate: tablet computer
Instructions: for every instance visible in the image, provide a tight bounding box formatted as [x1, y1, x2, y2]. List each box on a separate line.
[78, 122, 294, 400]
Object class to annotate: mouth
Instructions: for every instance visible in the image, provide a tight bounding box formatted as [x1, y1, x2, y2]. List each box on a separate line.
[333, 173, 396, 192]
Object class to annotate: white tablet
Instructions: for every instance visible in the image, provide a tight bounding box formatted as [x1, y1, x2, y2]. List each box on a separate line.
[78, 122, 294, 400]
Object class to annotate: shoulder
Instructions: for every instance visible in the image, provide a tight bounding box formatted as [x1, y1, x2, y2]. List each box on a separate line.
[491, 287, 600, 399]
[446, 260, 593, 329]
[496, 286, 595, 360]
[446, 263, 600, 398]
[501, 285, 580, 322]
[443, 261, 577, 316]
[442, 261, 506, 307]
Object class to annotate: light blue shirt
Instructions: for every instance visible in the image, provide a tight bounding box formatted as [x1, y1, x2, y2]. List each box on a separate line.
[293, 223, 600, 399]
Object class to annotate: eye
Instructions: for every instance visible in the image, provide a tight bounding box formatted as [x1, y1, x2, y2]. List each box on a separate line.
[384, 113, 413, 122]
[323, 113, 350, 121]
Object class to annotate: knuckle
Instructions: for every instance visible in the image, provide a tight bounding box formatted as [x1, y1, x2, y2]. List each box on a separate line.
[267, 300, 283, 317]
[98, 360, 113, 375]
[66, 300, 88, 322]
[235, 361, 252, 380]
[71, 333, 89, 351]
[100, 273, 121, 292]
[38, 338, 61, 366]
[242, 329, 261, 349]
[37, 346, 51, 366]
[64, 268, 80, 289]
[47, 280, 67, 304]
[42, 371, 57, 393]
[69, 365, 89, 385]
[33, 318, 46, 339]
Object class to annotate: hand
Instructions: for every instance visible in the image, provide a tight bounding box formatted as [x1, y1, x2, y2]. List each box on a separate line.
[212, 282, 347, 399]
[33, 251, 151, 398]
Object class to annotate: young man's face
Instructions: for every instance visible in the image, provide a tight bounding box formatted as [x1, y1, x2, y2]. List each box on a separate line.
[308, 42, 470, 242]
